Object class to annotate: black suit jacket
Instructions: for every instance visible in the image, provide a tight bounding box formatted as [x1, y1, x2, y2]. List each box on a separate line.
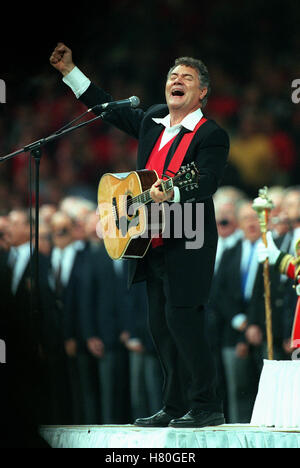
[211, 238, 288, 348]
[61, 243, 91, 347]
[79, 243, 119, 350]
[0, 250, 13, 341]
[80, 84, 229, 307]
[247, 263, 288, 346]
[41, 244, 91, 353]
[210, 240, 249, 347]
[79, 243, 138, 351]
[12, 252, 50, 347]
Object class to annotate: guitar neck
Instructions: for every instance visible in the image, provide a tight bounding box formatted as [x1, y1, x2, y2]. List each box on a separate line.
[132, 177, 175, 208]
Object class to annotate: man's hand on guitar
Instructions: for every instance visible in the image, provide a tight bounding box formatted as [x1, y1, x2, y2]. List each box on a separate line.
[50, 42, 75, 76]
[150, 180, 174, 203]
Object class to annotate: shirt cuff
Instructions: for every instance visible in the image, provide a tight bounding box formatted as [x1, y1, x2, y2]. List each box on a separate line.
[170, 186, 180, 203]
[231, 314, 247, 331]
[62, 66, 91, 98]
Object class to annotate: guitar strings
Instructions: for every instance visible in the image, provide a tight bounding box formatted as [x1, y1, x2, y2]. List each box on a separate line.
[123, 164, 197, 216]
[126, 173, 181, 209]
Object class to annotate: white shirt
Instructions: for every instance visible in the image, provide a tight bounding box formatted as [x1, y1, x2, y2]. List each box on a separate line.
[214, 229, 243, 274]
[9, 242, 31, 294]
[152, 108, 203, 150]
[62, 66, 91, 98]
[50, 241, 85, 288]
[62, 67, 204, 204]
[240, 238, 260, 301]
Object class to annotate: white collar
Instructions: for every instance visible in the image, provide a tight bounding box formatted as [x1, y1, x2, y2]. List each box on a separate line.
[10, 242, 31, 294]
[152, 108, 203, 131]
[14, 242, 31, 258]
[242, 238, 259, 249]
[51, 241, 85, 287]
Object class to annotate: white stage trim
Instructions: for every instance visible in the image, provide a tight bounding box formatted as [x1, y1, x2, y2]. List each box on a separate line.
[251, 360, 300, 428]
[40, 424, 300, 448]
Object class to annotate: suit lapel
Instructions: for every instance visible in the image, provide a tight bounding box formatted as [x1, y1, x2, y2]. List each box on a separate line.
[163, 127, 190, 176]
[232, 240, 244, 300]
[14, 258, 30, 296]
[137, 114, 209, 172]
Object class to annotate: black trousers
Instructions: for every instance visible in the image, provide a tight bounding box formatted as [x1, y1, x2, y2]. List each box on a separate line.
[145, 246, 222, 416]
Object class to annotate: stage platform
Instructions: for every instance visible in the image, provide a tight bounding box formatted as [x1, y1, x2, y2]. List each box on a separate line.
[39, 424, 300, 448]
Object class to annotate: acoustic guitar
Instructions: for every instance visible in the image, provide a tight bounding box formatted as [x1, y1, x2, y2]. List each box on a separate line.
[97, 163, 200, 259]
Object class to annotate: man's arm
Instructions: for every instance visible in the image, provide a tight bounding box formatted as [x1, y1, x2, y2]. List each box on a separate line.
[50, 42, 146, 139]
[50, 43, 176, 203]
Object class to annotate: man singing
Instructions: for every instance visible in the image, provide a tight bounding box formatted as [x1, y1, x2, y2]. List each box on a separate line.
[50, 43, 229, 428]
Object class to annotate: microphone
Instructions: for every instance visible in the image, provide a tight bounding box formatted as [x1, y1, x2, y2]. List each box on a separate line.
[92, 96, 140, 112]
[54, 96, 140, 136]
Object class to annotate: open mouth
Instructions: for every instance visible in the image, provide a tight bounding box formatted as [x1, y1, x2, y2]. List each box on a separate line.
[171, 89, 185, 97]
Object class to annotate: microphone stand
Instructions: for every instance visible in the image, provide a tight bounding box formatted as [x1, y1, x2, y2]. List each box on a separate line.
[0, 109, 106, 329]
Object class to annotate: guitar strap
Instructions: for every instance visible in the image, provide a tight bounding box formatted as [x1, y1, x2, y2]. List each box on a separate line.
[163, 116, 207, 179]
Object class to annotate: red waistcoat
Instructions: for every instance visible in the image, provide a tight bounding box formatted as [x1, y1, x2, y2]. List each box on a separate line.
[145, 117, 207, 248]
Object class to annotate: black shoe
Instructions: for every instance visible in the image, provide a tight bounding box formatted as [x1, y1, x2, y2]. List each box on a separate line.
[169, 409, 225, 428]
[134, 410, 175, 427]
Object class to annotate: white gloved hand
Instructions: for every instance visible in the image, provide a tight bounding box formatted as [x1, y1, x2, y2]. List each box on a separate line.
[257, 231, 281, 265]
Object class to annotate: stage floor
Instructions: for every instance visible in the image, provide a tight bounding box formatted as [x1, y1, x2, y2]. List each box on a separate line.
[39, 424, 300, 448]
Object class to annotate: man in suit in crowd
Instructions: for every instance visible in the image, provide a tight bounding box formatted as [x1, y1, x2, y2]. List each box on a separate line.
[0, 215, 12, 312]
[50, 43, 230, 427]
[207, 195, 244, 419]
[214, 197, 244, 274]
[79, 217, 135, 424]
[0, 209, 49, 447]
[45, 210, 92, 424]
[245, 187, 296, 360]
[79, 237, 119, 424]
[211, 201, 262, 423]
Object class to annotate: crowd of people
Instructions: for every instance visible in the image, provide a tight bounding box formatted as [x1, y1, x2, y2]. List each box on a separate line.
[0, 184, 300, 432]
[209, 185, 300, 423]
[0, 197, 163, 432]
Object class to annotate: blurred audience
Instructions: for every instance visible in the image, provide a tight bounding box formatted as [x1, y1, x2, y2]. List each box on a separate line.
[0, 0, 299, 435]
[0, 183, 300, 431]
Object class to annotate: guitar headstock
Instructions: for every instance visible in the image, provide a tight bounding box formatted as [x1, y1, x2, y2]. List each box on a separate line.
[175, 162, 200, 191]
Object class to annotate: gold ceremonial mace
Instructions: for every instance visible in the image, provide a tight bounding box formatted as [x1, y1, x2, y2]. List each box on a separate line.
[252, 187, 274, 360]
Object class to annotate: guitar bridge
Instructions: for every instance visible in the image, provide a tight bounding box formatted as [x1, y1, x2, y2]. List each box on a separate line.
[112, 197, 120, 229]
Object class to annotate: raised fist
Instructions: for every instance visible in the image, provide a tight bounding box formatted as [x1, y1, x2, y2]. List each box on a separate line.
[49, 42, 75, 76]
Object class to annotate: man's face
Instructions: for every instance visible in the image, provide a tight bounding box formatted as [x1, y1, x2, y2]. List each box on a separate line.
[216, 203, 238, 238]
[51, 217, 73, 250]
[238, 204, 261, 243]
[8, 211, 30, 247]
[165, 65, 206, 114]
[0, 217, 11, 250]
[39, 224, 52, 256]
[281, 192, 300, 226]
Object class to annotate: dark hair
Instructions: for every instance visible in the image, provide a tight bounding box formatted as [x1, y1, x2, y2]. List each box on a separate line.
[167, 57, 211, 108]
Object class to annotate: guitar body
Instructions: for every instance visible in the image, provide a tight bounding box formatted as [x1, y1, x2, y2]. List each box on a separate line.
[98, 163, 200, 260]
[98, 169, 162, 259]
